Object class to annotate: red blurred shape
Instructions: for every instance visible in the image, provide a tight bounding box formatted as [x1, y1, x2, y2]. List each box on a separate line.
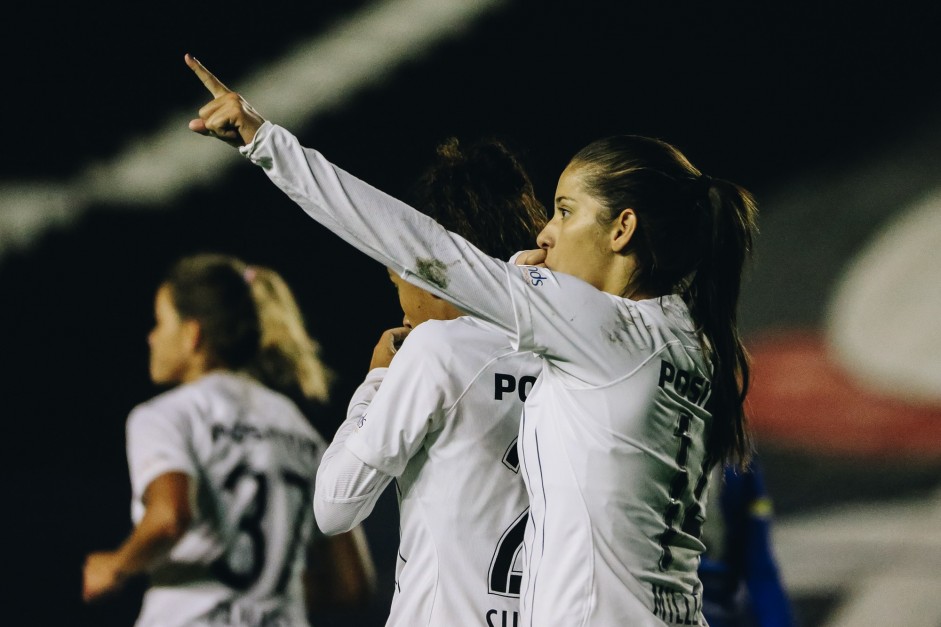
[745, 329, 941, 460]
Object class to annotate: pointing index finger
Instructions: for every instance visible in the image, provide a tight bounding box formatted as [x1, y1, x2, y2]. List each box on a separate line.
[185, 53, 231, 97]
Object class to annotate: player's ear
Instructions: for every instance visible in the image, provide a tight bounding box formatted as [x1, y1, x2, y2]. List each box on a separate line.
[610, 208, 637, 253]
[181, 319, 202, 354]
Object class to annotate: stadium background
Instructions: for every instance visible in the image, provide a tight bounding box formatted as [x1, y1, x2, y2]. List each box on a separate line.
[2, 1, 939, 625]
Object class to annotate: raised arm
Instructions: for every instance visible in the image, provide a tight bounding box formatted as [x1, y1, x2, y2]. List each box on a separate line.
[186, 55, 527, 343]
[184, 57, 637, 379]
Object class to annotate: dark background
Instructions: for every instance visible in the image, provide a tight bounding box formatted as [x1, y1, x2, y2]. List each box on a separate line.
[3, 2, 940, 625]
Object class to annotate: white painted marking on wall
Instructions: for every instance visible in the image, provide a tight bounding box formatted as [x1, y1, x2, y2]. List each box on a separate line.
[0, 0, 507, 256]
[826, 190, 941, 404]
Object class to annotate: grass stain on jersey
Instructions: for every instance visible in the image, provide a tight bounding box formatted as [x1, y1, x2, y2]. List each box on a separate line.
[606, 312, 641, 344]
[416, 258, 449, 289]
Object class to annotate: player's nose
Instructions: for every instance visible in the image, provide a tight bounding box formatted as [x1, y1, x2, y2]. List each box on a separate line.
[536, 224, 553, 249]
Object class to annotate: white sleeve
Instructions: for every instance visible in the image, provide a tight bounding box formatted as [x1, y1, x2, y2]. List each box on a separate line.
[345, 367, 386, 427]
[314, 425, 393, 536]
[343, 323, 454, 475]
[126, 405, 197, 500]
[314, 323, 459, 533]
[314, 369, 394, 535]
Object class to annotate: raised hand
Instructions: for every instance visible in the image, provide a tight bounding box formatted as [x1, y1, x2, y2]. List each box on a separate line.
[369, 327, 411, 370]
[185, 53, 265, 147]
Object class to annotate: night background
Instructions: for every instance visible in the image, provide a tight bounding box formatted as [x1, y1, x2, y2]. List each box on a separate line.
[3, 1, 939, 625]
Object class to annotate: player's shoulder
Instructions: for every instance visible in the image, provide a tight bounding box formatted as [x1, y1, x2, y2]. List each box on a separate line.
[130, 372, 252, 416]
[132, 378, 201, 416]
[128, 374, 223, 427]
[234, 375, 323, 440]
[633, 295, 697, 334]
[401, 317, 513, 362]
[412, 316, 509, 345]
[130, 373, 321, 441]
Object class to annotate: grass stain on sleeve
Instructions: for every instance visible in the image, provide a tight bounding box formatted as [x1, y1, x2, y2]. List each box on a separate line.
[416, 258, 449, 289]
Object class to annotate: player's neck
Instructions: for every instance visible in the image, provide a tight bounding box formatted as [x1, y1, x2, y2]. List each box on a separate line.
[180, 353, 222, 384]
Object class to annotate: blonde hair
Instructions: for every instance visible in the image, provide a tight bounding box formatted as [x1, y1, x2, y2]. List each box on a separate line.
[247, 265, 333, 404]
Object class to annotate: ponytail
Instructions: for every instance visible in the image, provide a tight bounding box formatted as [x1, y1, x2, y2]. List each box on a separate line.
[244, 266, 333, 405]
[684, 178, 758, 467]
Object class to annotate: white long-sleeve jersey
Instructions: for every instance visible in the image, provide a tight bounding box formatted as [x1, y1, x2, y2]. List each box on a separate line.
[315, 317, 539, 626]
[242, 123, 713, 626]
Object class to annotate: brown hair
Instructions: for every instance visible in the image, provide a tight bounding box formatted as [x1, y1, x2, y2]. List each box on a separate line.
[163, 253, 259, 371]
[407, 136, 546, 258]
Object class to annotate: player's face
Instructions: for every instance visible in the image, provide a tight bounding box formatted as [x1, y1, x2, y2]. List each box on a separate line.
[536, 164, 614, 290]
[147, 285, 195, 385]
[387, 269, 457, 328]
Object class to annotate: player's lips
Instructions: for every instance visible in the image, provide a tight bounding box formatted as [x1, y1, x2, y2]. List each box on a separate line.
[541, 251, 552, 270]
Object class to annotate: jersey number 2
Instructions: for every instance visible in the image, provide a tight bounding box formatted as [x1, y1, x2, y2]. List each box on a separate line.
[488, 438, 527, 597]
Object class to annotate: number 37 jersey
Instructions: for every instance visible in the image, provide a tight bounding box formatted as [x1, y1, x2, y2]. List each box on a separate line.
[125, 371, 325, 627]
[344, 316, 540, 626]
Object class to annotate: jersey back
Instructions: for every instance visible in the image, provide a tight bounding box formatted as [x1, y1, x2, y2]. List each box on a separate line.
[515, 290, 713, 627]
[126, 372, 324, 627]
[345, 317, 539, 626]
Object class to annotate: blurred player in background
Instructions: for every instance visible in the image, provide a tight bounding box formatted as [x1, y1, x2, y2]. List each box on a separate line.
[82, 253, 374, 626]
[246, 262, 333, 423]
[244, 263, 377, 617]
[314, 136, 545, 625]
[188, 55, 759, 626]
[700, 457, 794, 627]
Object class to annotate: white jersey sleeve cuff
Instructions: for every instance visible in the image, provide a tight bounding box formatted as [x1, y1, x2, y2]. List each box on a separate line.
[239, 120, 274, 162]
[314, 440, 392, 535]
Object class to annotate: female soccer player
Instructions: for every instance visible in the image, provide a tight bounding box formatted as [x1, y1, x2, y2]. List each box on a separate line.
[243, 263, 377, 614]
[82, 253, 373, 626]
[187, 54, 758, 626]
[313, 136, 545, 626]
